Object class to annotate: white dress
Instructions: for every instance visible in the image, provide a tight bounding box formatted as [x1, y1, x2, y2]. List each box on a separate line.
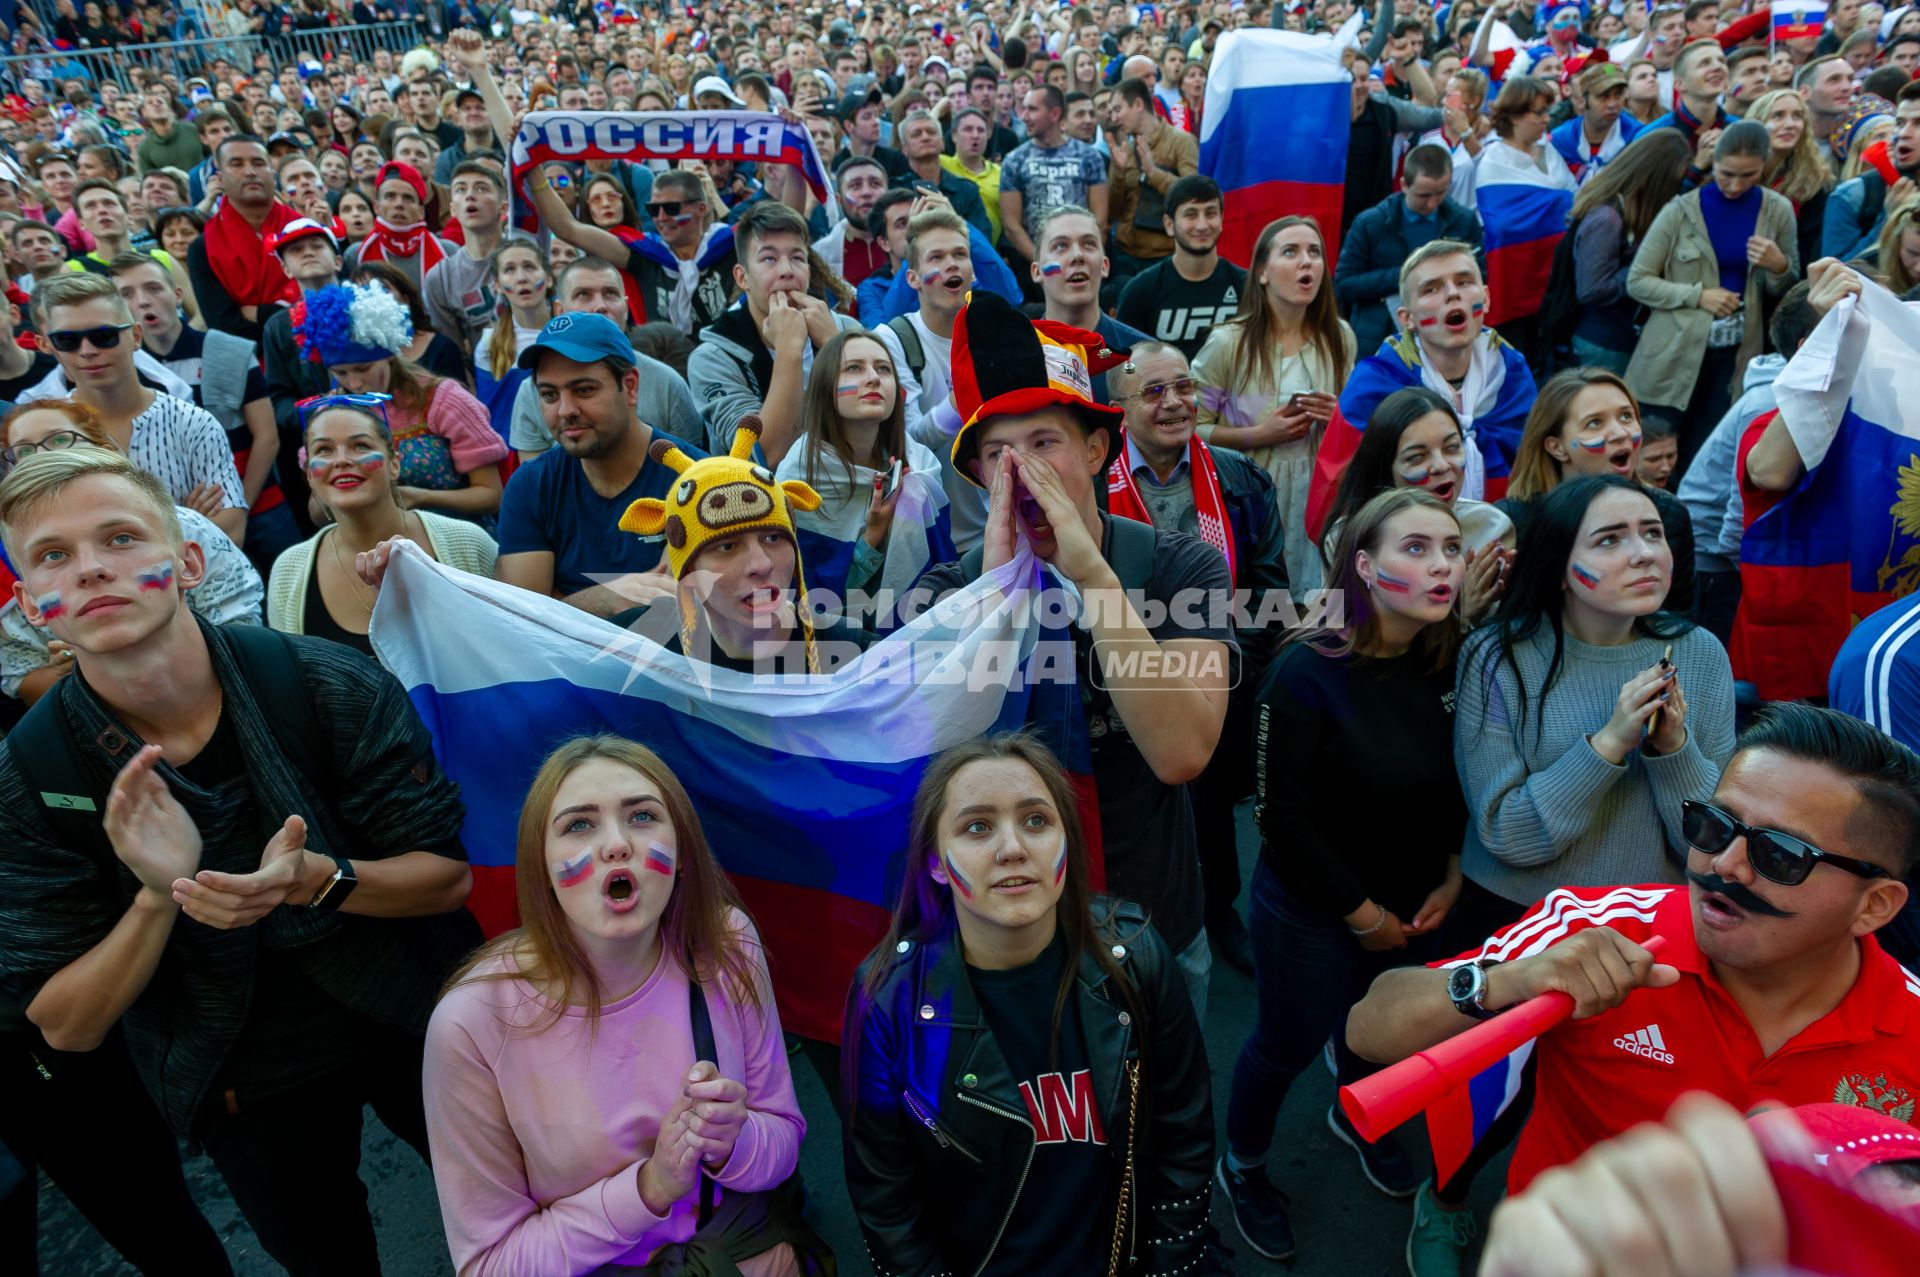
[1190, 319, 1357, 593]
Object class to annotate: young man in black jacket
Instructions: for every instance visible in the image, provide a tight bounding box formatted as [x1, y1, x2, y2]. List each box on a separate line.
[0, 447, 478, 1276]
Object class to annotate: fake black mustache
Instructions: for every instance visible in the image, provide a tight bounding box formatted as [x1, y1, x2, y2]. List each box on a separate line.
[1688, 870, 1795, 919]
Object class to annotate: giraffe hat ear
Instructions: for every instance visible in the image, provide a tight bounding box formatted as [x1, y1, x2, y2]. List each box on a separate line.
[618, 498, 668, 537]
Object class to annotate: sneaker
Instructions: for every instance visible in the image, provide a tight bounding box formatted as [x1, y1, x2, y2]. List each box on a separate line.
[1214, 1155, 1296, 1261]
[1327, 1104, 1422, 1198]
[1405, 1178, 1477, 1277]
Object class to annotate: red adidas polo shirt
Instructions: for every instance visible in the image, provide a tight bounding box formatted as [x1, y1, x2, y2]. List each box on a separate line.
[1435, 884, 1920, 1192]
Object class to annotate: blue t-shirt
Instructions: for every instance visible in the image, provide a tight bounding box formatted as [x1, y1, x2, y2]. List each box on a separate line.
[496, 428, 707, 598]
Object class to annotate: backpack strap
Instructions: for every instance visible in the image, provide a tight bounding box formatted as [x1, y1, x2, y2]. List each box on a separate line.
[687, 975, 718, 1229]
[885, 314, 926, 382]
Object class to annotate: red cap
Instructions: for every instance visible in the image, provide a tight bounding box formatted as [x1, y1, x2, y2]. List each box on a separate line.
[375, 160, 428, 205]
[264, 217, 340, 256]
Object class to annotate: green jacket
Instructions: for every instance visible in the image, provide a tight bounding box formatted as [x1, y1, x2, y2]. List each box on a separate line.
[135, 123, 206, 176]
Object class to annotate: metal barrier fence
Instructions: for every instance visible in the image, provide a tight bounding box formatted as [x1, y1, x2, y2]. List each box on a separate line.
[0, 21, 424, 94]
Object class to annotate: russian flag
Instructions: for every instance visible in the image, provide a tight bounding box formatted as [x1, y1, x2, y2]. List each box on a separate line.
[370, 543, 1094, 1043]
[1482, 19, 1530, 85]
[1772, 0, 1828, 40]
[1425, 1040, 1535, 1184]
[1473, 145, 1576, 326]
[1199, 15, 1360, 267]
[1738, 280, 1920, 702]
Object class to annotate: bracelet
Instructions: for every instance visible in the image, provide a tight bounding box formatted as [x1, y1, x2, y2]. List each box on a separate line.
[527, 176, 550, 193]
[1349, 904, 1388, 937]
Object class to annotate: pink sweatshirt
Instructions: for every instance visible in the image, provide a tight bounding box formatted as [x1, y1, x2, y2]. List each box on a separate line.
[423, 922, 805, 1277]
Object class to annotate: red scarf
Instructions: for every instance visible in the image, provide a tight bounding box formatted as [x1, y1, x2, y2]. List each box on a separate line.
[202, 198, 303, 309]
[356, 217, 448, 276]
[1105, 430, 1238, 584]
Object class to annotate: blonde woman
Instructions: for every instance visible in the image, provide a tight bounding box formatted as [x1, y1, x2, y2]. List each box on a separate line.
[1750, 88, 1833, 271]
[1192, 215, 1356, 591]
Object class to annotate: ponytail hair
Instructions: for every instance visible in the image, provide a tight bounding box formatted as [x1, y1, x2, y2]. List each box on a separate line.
[486, 237, 549, 382]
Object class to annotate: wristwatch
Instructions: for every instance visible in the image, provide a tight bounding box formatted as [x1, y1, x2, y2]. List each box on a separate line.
[309, 855, 358, 912]
[1447, 959, 1501, 1021]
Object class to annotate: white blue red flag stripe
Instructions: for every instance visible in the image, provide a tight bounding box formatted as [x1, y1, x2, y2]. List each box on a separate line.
[1743, 280, 1920, 693]
[1199, 14, 1361, 265]
[1425, 885, 1668, 1181]
[1773, 1, 1828, 40]
[509, 110, 836, 232]
[1473, 145, 1576, 326]
[370, 542, 1093, 1042]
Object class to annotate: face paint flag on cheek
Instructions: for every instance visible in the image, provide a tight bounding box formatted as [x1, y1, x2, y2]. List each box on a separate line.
[1041, 261, 1064, 276]
[135, 560, 174, 592]
[1052, 836, 1068, 886]
[644, 840, 675, 876]
[946, 855, 976, 899]
[555, 849, 595, 888]
[34, 591, 65, 620]
[1403, 468, 1432, 485]
[1571, 562, 1602, 590]
[352, 450, 387, 469]
[1374, 569, 1414, 593]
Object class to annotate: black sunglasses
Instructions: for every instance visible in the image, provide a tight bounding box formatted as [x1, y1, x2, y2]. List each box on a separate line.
[1681, 799, 1892, 886]
[645, 200, 686, 217]
[47, 323, 134, 353]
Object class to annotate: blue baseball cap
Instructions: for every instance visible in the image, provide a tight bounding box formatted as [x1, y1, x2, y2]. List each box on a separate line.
[517, 312, 632, 372]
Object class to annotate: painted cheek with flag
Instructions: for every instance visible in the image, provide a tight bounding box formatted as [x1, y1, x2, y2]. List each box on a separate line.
[1736, 281, 1920, 702]
[369, 541, 1095, 1043]
[1198, 16, 1361, 267]
[510, 111, 836, 234]
[1773, 0, 1829, 41]
[1474, 150, 1576, 327]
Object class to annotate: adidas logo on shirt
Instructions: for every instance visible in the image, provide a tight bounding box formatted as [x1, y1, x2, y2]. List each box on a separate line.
[1612, 1024, 1675, 1064]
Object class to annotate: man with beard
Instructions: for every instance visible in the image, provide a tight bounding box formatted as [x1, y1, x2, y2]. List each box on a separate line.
[1349, 704, 1920, 1265]
[1117, 175, 1248, 360]
[495, 312, 708, 617]
[507, 256, 706, 463]
[811, 156, 892, 305]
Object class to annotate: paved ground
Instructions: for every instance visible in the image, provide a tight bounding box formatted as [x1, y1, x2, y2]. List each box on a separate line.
[34, 805, 1510, 1275]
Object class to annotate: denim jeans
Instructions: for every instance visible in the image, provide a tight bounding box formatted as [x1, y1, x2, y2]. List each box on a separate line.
[1225, 859, 1437, 1160]
[1175, 929, 1213, 1025]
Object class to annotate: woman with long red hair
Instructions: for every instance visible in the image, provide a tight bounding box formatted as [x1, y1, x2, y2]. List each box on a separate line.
[423, 736, 830, 1275]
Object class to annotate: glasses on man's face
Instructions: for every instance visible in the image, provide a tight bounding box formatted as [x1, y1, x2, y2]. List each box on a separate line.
[298, 391, 393, 430]
[1120, 376, 1198, 406]
[1681, 799, 1892, 887]
[0, 428, 85, 473]
[645, 200, 686, 218]
[47, 323, 134, 353]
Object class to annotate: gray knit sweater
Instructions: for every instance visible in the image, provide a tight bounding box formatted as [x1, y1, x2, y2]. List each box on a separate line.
[1453, 623, 1736, 905]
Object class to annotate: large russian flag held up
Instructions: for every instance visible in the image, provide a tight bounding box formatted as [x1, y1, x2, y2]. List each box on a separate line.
[1474, 142, 1576, 327]
[1199, 13, 1362, 266]
[370, 542, 1091, 1042]
[1738, 279, 1920, 701]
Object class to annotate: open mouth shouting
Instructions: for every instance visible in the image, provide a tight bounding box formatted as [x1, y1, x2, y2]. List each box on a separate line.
[1427, 582, 1455, 605]
[604, 867, 640, 913]
[1608, 446, 1637, 475]
[742, 584, 784, 617]
[1428, 475, 1457, 502]
[1440, 304, 1471, 333]
[939, 270, 968, 295]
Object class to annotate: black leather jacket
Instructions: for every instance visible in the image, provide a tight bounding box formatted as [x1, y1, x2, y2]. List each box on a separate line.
[840, 904, 1213, 1277]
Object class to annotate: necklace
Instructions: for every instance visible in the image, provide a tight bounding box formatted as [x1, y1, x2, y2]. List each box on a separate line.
[328, 511, 411, 618]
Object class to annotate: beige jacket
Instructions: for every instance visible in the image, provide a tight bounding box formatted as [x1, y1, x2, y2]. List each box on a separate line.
[1624, 186, 1799, 410]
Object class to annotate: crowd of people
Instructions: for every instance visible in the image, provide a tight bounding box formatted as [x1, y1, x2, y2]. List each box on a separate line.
[0, 0, 1918, 1275]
